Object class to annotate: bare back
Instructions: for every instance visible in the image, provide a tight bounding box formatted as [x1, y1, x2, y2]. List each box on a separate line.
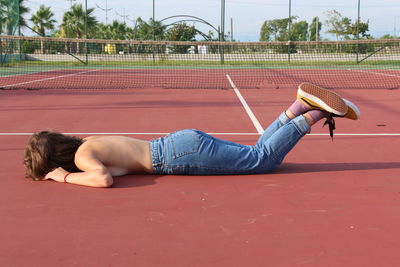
[75, 136, 153, 176]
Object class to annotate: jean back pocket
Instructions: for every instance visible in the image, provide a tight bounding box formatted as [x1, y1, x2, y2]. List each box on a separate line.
[169, 130, 200, 159]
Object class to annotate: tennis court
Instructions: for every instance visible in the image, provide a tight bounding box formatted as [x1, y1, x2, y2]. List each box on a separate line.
[1, 36, 400, 266]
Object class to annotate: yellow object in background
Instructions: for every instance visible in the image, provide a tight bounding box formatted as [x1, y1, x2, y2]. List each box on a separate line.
[104, 44, 116, 54]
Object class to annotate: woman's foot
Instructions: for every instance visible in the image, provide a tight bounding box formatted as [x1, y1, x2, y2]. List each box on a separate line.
[297, 83, 348, 116]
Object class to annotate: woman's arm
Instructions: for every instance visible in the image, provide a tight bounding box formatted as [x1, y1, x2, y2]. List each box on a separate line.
[45, 144, 113, 188]
[45, 167, 113, 188]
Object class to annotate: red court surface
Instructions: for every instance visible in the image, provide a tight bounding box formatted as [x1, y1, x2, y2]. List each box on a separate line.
[1, 77, 400, 266]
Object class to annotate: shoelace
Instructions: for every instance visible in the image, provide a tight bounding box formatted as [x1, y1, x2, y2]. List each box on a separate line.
[323, 114, 336, 140]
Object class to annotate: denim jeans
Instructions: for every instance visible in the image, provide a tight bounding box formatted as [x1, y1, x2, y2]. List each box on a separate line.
[150, 112, 310, 175]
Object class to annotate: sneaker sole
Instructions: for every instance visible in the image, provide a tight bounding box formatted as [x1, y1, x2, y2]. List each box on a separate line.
[297, 83, 348, 116]
[341, 98, 360, 120]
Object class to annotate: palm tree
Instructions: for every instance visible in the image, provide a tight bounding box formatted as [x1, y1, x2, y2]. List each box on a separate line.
[0, 0, 18, 35]
[0, 0, 29, 35]
[60, 4, 97, 38]
[31, 5, 56, 37]
[30, 5, 56, 53]
[94, 23, 111, 39]
[135, 17, 166, 40]
[18, 0, 29, 33]
[0, 2, 6, 35]
[59, 4, 97, 39]
[58, 3, 97, 53]
[109, 20, 132, 40]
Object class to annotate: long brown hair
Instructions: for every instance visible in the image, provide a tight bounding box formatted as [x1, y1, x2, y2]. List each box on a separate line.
[24, 131, 83, 180]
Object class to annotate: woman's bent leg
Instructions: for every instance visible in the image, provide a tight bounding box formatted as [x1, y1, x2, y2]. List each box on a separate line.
[255, 112, 292, 149]
[257, 115, 310, 170]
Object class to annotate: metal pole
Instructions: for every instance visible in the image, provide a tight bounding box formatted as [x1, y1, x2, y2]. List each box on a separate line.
[394, 16, 400, 37]
[96, 0, 112, 25]
[106, 0, 109, 25]
[85, 0, 88, 39]
[220, 0, 225, 64]
[152, 0, 155, 63]
[356, 0, 360, 63]
[231, 17, 233, 41]
[288, 0, 291, 63]
[153, 0, 155, 40]
[221, 0, 225, 41]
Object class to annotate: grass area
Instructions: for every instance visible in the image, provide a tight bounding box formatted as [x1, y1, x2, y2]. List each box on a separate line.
[1, 58, 400, 77]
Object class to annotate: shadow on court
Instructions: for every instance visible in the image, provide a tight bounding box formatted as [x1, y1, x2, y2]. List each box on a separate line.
[278, 162, 400, 174]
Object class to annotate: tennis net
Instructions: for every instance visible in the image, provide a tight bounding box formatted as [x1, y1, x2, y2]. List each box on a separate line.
[1, 35, 400, 90]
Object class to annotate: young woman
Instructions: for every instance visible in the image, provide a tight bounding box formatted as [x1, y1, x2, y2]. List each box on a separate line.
[24, 83, 360, 188]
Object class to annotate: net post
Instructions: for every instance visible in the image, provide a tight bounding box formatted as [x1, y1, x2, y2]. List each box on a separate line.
[218, 27, 225, 64]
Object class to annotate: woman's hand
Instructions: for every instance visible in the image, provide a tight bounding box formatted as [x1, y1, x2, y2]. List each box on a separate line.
[45, 167, 68, 183]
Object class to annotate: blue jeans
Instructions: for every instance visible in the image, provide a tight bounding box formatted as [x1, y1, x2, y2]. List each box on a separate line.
[150, 112, 310, 175]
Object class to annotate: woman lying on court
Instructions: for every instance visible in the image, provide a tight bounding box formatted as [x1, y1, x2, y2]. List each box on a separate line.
[24, 83, 360, 188]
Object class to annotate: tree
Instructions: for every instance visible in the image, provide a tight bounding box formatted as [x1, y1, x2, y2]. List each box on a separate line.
[380, 34, 397, 39]
[57, 4, 97, 54]
[0, 0, 29, 34]
[30, 5, 56, 53]
[31, 5, 56, 37]
[325, 10, 371, 41]
[324, 10, 347, 41]
[0, 1, 6, 34]
[291, 21, 308, 41]
[165, 23, 196, 41]
[135, 17, 166, 40]
[93, 23, 110, 39]
[58, 4, 97, 39]
[18, 0, 29, 32]
[165, 23, 197, 53]
[309, 16, 322, 41]
[344, 19, 370, 39]
[108, 20, 133, 40]
[259, 17, 298, 41]
[260, 20, 273, 41]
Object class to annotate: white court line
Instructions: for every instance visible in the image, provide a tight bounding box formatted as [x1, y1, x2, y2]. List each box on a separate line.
[348, 69, 400, 79]
[1, 132, 399, 136]
[226, 74, 264, 134]
[1, 69, 100, 88]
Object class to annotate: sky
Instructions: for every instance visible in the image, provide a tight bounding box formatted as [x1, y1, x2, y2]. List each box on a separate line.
[24, 0, 400, 41]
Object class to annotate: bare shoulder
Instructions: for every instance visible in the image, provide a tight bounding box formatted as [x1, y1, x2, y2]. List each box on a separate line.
[74, 138, 97, 159]
[74, 137, 109, 172]
[76, 136, 108, 155]
[76, 136, 139, 156]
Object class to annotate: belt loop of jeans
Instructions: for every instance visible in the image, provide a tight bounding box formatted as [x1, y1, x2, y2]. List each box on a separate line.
[150, 138, 163, 173]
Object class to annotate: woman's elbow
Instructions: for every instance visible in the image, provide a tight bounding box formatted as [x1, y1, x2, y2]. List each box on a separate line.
[102, 175, 114, 187]
[96, 169, 113, 187]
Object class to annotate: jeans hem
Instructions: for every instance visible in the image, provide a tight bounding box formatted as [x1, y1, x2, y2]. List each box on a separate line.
[291, 115, 311, 135]
[278, 111, 291, 125]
